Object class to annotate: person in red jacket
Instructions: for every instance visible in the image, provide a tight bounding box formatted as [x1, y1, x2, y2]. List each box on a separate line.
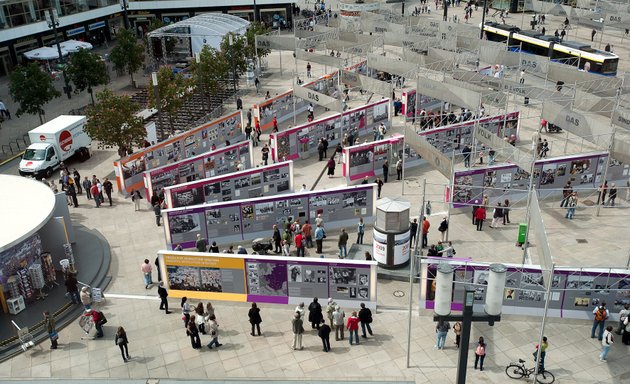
[294, 232, 304, 257]
[421, 216, 431, 248]
[85, 309, 105, 337]
[346, 311, 360, 345]
[475, 206, 486, 231]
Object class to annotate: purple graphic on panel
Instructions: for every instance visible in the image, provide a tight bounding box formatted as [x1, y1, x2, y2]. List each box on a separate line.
[245, 259, 289, 297]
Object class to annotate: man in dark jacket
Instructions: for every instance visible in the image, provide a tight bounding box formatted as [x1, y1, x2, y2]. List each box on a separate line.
[272, 224, 282, 253]
[358, 303, 373, 338]
[382, 160, 389, 183]
[157, 282, 170, 314]
[318, 323, 332, 352]
[65, 274, 80, 304]
[103, 178, 113, 206]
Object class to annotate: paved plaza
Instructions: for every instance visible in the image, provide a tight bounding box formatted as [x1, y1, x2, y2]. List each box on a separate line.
[1, 2, 630, 383]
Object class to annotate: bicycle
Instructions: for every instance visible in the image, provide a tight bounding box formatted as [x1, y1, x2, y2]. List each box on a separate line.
[505, 359, 555, 384]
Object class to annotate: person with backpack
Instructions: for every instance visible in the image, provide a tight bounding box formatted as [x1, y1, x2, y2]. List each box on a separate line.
[474, 336, 486, 370]
[592, 303, 609, 340]
[438, 217, 448, 242]
[435, 320, 450, 350]
[600, 326, 614, 362]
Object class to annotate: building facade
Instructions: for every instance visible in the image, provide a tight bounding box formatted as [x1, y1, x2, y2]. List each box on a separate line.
[0, 0, 292, 76]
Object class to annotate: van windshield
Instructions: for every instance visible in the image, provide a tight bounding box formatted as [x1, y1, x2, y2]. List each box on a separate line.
[23, 149, 46, 161]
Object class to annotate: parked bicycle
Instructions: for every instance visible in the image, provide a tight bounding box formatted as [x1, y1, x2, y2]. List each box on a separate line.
[505, 358, 555, 384]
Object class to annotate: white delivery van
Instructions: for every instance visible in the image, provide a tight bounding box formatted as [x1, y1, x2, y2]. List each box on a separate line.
[19, 115, 91, 179]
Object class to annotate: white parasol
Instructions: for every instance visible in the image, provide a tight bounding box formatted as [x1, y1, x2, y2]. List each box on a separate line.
[23, 46, 68, 60]
[58, 39, 93, 53]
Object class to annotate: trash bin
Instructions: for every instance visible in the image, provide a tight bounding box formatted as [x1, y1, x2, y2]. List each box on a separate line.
[517, 223, 527, 245]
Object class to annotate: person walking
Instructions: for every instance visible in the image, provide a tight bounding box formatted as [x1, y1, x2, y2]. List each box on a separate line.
[421, 216, 430, 248]
[490, 202, 503, 228]
[376, 177, 384, 198]
[453, 321, 462, 348]
[90, 181, 100, 207]
[410, 218, 418, 247]
[474, 336, 486, 370]
[131, 190, 142, 211]
[302, 221, 313, 248]
[462, 145, 471, 167]
[475, 206, 486, 231]
[181, 297, 191, 327]
[206, 315, 223, 349]
[326, 298, 337, 327]
[592, 302, 609, 340]
[141, 259, 153, 289]
[560, 182, 572, 207]
[591, 28, 597, 41]
[598, 181, 608, 205]
[606, 183, 617, 206]
[346, 311, 360, 345]
[157, 282, 170, 314]
[153, 202, 161, 226]
[187, 315, 202, 349]
[306, 62, 312, 78]
[82, 177, 92, 200]
[396, 159, 403, 180]
[382, 160, 389, 182]
[616, 303, 630, 335]
[308, 297, 324, 329]
[533, 336, 548, 372]
[44, 311, 58, 349]
[327, 157, 336, 177]
[272, 224, 282, 253]
[315, 224, 326, 254]
[600, 326, 614, 362]
[64, 273, 80, 304]
[565, 192, 577, 219]
[295, 230, 305, 257]
[248, 302, 262, 336]
[261, 144, 270, 165]
[338, 228, 349, 258]
[292, 312, 305, 350]
[503, 199, 511, 224]
[102, 178, 113, 206]
[80, 286, 92, 311]
[435, 320, 450, 350]
[356, 218, 365, 244]
[358, 303, 373, 338]
[438, 217, 448, 242]
[623, 317, 630, 345]
[319, 323, 332, 352]
[333, 306, 345, 341]
[115, 327, 130, 362]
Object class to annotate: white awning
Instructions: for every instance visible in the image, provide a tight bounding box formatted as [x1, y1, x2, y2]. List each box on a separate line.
[58, 39, 93, 53]
[23, 46, 68, 60]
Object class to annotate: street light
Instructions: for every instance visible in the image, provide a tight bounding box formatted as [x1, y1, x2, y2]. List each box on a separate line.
[152, 71, 164, 141]
[228, 33, 238, 105]
[433, 263, 506, 384]
[45, 9, 72, 99]
[119, 0, 130, 30]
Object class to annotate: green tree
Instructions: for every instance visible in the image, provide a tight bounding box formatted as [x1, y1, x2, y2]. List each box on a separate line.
[9, 63, 61, 124]
[110, 29, 145, 86]
[85, 89, 146, 157]
[244, 22, 271, 63]
[147, 66, 192, 134]
[191, 46, 230, 111]
[66, 49, 109, 105]
[220, 33, 248, 75]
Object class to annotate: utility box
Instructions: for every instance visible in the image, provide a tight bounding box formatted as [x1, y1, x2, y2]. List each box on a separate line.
[517, 223, 527, 245]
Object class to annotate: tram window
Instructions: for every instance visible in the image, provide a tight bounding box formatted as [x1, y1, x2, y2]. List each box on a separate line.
[601, 59, 618, 75]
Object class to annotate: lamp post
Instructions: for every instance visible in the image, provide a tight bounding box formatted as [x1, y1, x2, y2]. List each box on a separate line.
[228, 33, 238, 105]
[253, 0, 258, 22]
[152, 71, 164, 141]
[119, 0, 130, 30]
[45, 9, 72, 99]
[479, 0, 487, 39]
[433, 263, 506, 384]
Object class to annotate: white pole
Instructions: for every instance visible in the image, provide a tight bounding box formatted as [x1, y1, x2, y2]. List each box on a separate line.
[405, 227, 415, 369]
[532, 263, 556, 383]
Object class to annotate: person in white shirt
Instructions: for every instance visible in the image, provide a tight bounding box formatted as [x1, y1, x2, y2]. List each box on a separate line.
[616, 303, 630, 335]
[299, 184, 307, 192]
[600, 326, 614, 362]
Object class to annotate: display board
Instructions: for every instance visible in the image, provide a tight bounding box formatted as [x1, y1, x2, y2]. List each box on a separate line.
[162, 184, 377, 248]
[401, 89, 441, 119]
[113, 111, 244, 195]
[451, 151, 630, 207]
[270, 99, 390, 161]
[420, 258, 630, 320]
[342, 134, 423, 184]
[143, 141, 252, 201]
[158, 251, 378, 308]
[164, 161, 294, 208]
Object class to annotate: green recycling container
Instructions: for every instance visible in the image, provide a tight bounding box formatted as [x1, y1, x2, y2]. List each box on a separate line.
[517, 223, 527, 244]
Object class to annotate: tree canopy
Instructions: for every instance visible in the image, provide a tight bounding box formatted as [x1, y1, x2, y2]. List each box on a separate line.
[110, 29, 145, 85]
[85, 88, 146, 157]
[66, 49, 109, 105]
[244, 22, 271, 62]
[219, 33, 248, 75]
[9, 63, 61, 124]
[191, 46, 230, 111]
[147, 66, 192, 134]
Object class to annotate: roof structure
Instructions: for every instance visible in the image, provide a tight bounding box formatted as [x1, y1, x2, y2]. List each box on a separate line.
[147, 13, 250, 38]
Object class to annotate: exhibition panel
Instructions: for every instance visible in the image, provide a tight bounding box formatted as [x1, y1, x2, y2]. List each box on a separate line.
[113, 111, 244, 195]
[158, 251, 378, 308]
[164, 161, 294, 208]
[143, 141, 253, 201]
[270, 98, 390, 161]
[451, 151, 629, 207]
[401, 89, 441, 119]
[162, 184, 377, 248]
[420, 258, 630, 320]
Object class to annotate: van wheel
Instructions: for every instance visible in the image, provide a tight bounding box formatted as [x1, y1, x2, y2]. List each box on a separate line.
[79, 147, 90, 161]
[45, 167, 53, 179]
